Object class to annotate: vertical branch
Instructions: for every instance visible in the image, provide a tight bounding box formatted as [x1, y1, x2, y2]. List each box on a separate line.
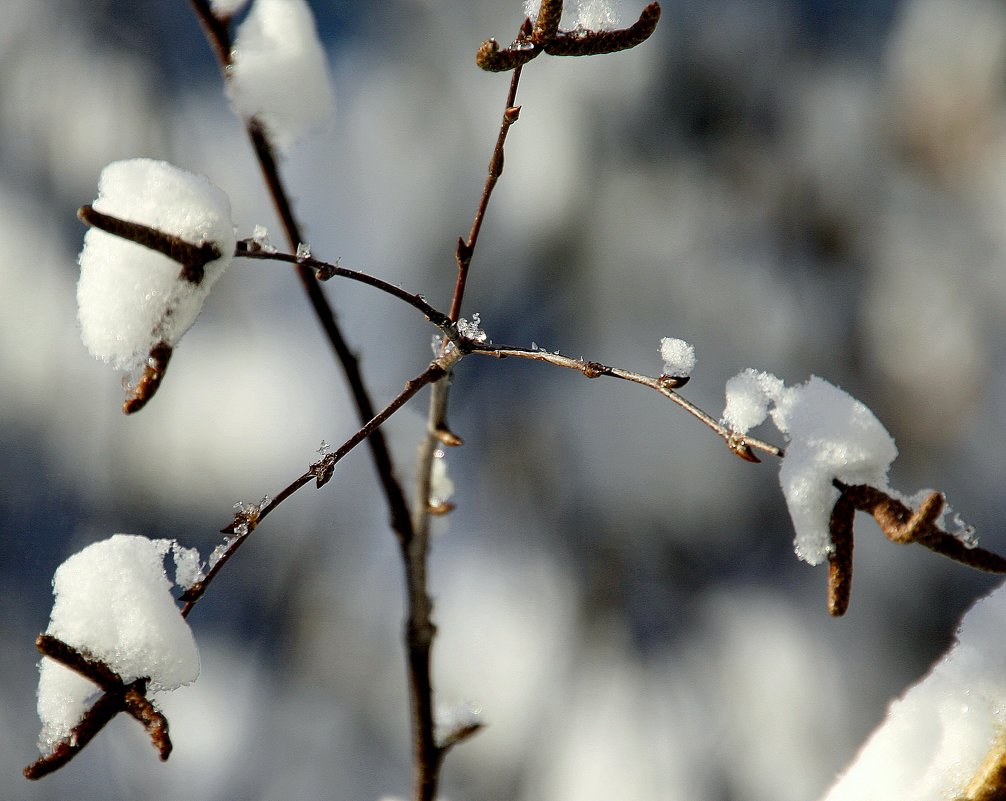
[401, 62, 527, 801]
[186, 0, 414, 540]
[449, 63, 525, 322]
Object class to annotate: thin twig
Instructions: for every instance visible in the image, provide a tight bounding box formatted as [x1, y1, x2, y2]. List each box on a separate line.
[179, 362, 447, 617]
[24, 636, 170, 780]
[238, 246, 457, 336]
[467, 342, 785, 459]
[449, 65, 524, 322]
[186, 0, 416, 544]
[398, 62, 531, 801]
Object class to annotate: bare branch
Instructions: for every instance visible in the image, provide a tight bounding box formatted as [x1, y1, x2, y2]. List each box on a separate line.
[180, 361, 448, 617]
[237, 245, 457, 336]
[467, 342, 785, 460]
[186, 0, 417, 547]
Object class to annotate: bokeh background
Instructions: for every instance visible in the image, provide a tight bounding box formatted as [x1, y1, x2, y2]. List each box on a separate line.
[4, 0, 1006, 798]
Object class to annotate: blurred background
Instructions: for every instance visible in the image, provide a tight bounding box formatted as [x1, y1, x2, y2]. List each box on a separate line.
[4, 0, 1006, 798]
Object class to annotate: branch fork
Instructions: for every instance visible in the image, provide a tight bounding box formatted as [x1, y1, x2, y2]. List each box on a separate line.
[826, 482, 1006, 616]
[24, 635, 171, 780]
[476, 0, 662, 72]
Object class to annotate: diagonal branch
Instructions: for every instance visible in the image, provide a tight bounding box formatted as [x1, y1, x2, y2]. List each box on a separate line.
[179, 361, 448, 617]
[24, 635, 170, 780]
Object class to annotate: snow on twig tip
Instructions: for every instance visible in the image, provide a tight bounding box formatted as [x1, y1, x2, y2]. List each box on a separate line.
[77, 159, 235, 376]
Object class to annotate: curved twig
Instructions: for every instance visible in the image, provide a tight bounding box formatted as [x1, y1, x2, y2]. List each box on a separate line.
[467, 342, 785, 460]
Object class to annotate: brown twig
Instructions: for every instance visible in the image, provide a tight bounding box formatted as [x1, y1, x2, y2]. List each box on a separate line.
[466, 341, 785, 460]
[78, 205, 222, 285]
[179, 362, 448, 617]
[24, 635, 170, 780]
[450, 67, 524, 322]
[122, 342, 172, 415]
[237, 245, 457, 336]
[186, 0, 416, 545]
[826, 481, 1006, 616]
[545, 2, 661, 57]
[476, 1, 661, 71]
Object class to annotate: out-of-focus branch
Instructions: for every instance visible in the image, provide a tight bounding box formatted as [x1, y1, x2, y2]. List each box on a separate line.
[186, 0, 416, 543]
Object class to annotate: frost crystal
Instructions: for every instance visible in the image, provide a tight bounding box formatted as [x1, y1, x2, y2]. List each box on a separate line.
[296, 241, 311, 260]
[226, 0, 335, 153]
[171, 542, 205, 591]
[659, 337, 696, 378]
[251, 223, 276, 253]
[316, 439, 330, 455]
[208, 538, 235, 570]
[77, 159, 235, 370]
[723, 371, 899, 565]
[575, 0, 619, 30]
[36, 535, 200, 754]
[457, 313, 488, 343]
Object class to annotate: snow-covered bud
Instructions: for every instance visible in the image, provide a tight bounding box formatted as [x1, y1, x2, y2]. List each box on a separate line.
[658, 336, 696, 387]
[34, 535, 200, 756]
[76, 159, 235, 410]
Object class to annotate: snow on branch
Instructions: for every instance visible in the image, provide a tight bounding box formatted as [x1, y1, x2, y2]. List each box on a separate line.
[476, 0, 661, 72]
[820, 579, 1006, 801]
[25, 535, 200, 779]
[77, 158, 235, 412]
[225, 0, 334, 152]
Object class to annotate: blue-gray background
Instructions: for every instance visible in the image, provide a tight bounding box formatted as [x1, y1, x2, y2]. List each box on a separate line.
[3, 1, 1005, 798]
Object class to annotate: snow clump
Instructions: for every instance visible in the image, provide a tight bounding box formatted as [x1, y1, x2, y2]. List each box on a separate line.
[226, 0, 334, 152]
[35, 534, 200, 754]
[77, 158, 235, 370]
[723, 370, 897, 565]
[820, 579, 1006, 801]
[575, 0, 619, 30]
[659, 337, 696, 379]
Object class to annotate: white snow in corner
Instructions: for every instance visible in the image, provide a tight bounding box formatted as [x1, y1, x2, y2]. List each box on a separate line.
[722, 371, 897, 565]
[659, 337, 696, 378]
[227, 0, 335, 152]
[77, 158, 235, 370]
[820, 579, 1006, 801]
[36, 534, 200, 753]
